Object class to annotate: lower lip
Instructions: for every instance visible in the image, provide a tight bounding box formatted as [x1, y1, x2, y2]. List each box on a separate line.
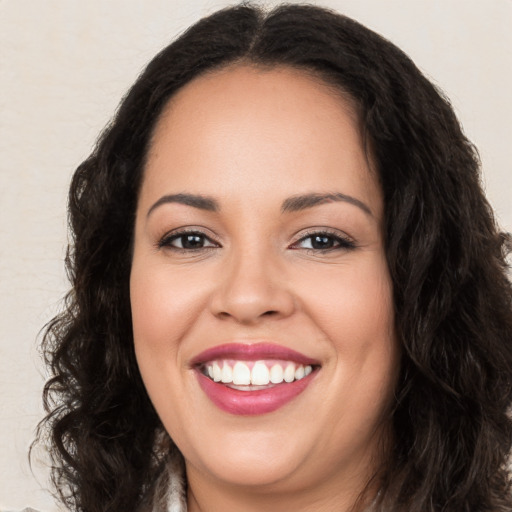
[196, 371, 316, 415]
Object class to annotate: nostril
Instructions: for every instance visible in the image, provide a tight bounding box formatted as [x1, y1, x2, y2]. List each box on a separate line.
[216, 309, 278, 320]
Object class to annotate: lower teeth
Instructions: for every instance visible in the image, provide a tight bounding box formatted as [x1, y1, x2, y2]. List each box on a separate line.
[226, 383, 277, 391]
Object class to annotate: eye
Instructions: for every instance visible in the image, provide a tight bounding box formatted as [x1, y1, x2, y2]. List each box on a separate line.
[158, 231, 218, 251]
[291, 231, 356, 252]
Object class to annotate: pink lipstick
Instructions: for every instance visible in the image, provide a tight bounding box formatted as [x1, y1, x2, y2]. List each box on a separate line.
[192, 343, 319, 415]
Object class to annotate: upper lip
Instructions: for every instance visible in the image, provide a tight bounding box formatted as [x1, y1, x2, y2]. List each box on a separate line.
[190, 342, 321, 367]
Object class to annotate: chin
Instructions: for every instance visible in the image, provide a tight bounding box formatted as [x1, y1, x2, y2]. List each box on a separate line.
[178, 423, 313, 488]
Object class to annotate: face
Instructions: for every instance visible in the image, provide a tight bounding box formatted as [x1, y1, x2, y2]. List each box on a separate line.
[131, 65, 398, 505]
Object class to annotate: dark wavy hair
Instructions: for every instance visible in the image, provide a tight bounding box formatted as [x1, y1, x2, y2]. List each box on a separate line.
[36, 3, 512, 511]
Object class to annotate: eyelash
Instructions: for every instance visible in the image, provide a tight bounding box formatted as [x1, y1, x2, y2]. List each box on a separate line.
[157, 228, 356, 254]
[290, 229, 356, 252]
[157, 229, 219, 252]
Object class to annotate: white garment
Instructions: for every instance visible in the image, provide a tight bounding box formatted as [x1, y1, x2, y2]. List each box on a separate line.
[1, 509, 40, 512]
[150, 450, 188, 512]
[162, 458, 187, 512]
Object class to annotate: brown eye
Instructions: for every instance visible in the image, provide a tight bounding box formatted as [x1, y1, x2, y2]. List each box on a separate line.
[159, 232, 217, 250]
[293, 232, 356, 251]
[309, 235, 337, 249]
[178, 234, 207, 249]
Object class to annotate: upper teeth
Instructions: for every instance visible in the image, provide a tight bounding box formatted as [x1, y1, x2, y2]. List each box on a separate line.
[205, 360, 313, 386]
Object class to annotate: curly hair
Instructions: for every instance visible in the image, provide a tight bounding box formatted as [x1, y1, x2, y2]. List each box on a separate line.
[36, 3, 512, 511]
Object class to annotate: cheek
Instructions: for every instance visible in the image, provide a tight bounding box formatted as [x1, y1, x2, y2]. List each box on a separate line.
[299, 254, 395, 344]
[129, 261, 215, 431]
[130, 262, 209, 351]
[129, 263, 209, 432]
[297, 254, 398, 407]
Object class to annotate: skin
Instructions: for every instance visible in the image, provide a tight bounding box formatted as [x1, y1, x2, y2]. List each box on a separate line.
[130, 65, 399, 512]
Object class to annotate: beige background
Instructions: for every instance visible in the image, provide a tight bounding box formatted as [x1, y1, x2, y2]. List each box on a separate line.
[1, 0, 511, 510]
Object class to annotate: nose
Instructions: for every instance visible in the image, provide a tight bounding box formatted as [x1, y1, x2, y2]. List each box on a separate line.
[209, 249, 296, 325]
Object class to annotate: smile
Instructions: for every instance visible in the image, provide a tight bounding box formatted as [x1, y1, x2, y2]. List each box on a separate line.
[191, 343, 320, 415]
[202, 359, 313, 387]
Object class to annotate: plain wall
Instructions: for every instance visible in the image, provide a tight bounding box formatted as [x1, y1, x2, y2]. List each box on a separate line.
[1, 1, 511, 510]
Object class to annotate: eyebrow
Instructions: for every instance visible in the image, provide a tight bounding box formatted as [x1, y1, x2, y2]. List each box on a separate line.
[146, 191, 372, 218]
[281, 192, 373, 216]
[147, 193, 219, 217]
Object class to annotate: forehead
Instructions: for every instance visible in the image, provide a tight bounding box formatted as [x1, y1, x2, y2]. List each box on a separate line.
[142, 64, 381, 216]
[149, 64, 361, 156]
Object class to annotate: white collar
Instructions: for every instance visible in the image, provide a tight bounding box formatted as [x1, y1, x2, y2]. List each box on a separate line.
[148, 449, 187, 512]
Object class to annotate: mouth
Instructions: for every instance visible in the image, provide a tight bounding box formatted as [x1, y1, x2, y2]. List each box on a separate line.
[191, 343, 320, 415]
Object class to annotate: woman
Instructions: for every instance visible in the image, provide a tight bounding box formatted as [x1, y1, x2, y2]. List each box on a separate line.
[37, 3, 512, 511]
